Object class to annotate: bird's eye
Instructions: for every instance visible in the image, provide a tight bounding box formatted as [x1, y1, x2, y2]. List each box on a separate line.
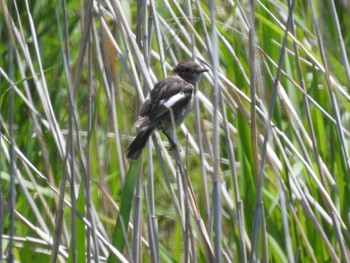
[184, 68, 191, 73]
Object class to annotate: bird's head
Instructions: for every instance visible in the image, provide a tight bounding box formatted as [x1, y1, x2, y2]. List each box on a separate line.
[171, 61, 208, 86]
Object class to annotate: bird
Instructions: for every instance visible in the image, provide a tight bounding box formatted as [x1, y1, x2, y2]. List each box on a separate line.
[126, 60, 208, 159]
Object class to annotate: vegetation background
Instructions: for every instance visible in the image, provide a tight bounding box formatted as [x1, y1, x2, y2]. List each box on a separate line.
[0, 0, 349, 262]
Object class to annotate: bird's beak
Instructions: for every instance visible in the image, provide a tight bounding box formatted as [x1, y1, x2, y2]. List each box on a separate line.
[199, 68, 209, 74]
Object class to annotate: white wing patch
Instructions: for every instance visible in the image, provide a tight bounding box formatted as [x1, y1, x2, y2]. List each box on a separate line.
[162, 92, 186, 108]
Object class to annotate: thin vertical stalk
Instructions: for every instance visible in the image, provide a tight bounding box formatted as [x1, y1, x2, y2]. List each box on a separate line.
[86, 50, 92, 262]
[50, 144, 69, 262]
[8, 5, 15, 261]
[249, 0, 264, 260]
[0, 134, 2, 262]
[309, 0, 350, 175]
[132, 175, 142, 263]
[249, 0, 259, 183]
[194, 0, 211, 223]
[331, 211, 350, 263]
[221, 94, 247, 262]
[309, 0, 350, 257]
[61, 0, 76, 260]
[328, 0, 350, 86]
[168, 110, 188, 262]
[251, 1, 295, 261]
[69, 114, 76, 263]
[279, 186, 294, 263]
[150, 0, 166, 78]
[288, 2, 331, 260]
[132, 3, 144, 263]
[24, 0, 68, 164]
[209, 0, 221, 261]
[51, 1, 78, 260]
[145, 185, 159, 263]
[87, 32, 99, 263]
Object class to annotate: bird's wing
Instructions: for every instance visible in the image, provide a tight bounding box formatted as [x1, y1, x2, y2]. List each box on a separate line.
[137, 77, 193, 128]
[141, 77, 193, 115]
[148, 89, 192, 121]
[151, 77, 192, 101]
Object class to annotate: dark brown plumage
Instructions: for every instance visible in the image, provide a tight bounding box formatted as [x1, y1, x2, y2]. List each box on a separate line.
[126, 61, 208, 160]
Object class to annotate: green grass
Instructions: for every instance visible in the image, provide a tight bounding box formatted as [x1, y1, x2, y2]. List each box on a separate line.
[0, 0, 350, 262]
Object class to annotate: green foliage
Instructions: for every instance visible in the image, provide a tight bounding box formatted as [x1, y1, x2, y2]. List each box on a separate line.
[108, 158, 141, 262]
[0, 0, 349, 262]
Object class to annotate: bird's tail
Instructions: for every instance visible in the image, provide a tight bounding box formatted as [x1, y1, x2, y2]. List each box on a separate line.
[126, 128, 154, 160]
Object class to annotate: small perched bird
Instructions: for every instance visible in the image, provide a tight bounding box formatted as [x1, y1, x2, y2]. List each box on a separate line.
[126, 61, 208, 159]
